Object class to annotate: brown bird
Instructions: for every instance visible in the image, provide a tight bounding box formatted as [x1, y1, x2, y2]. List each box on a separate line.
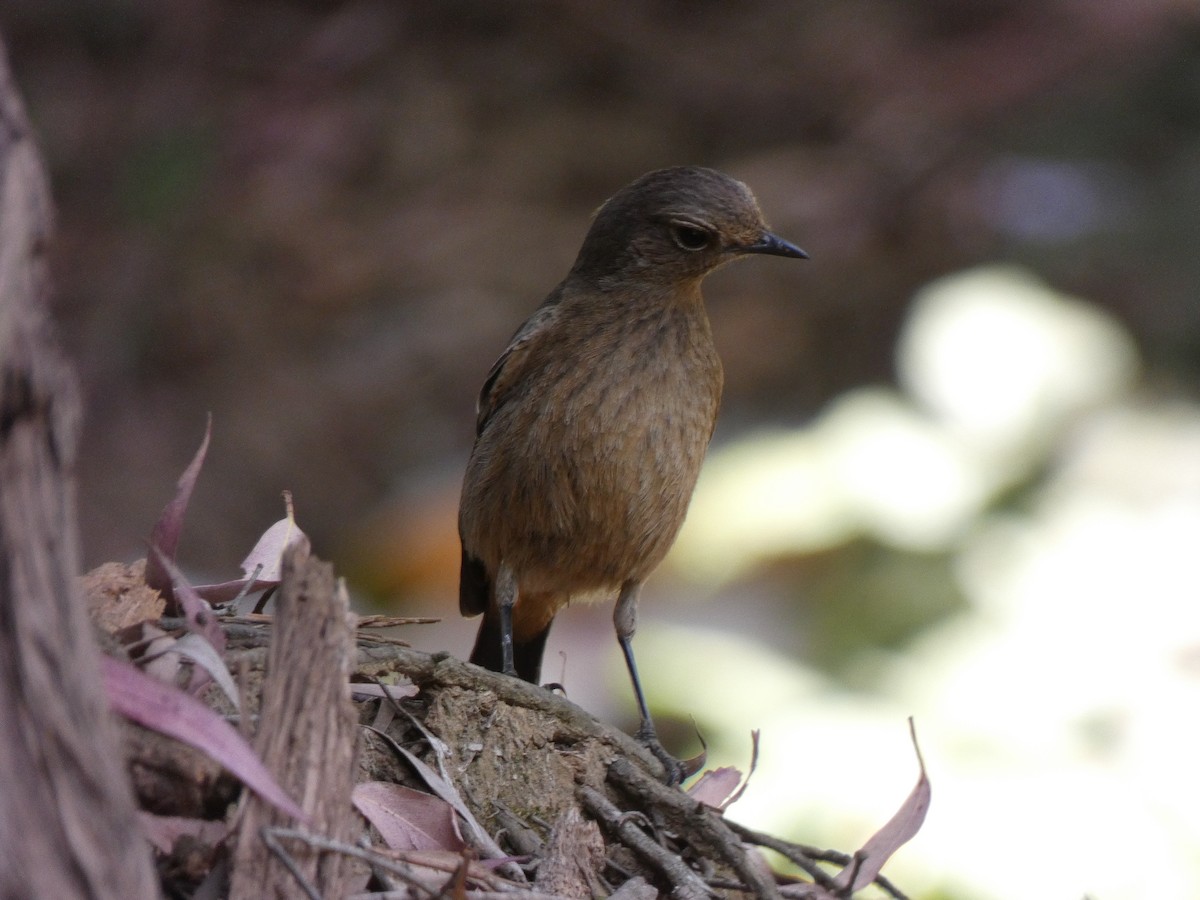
[458, 166, 805, 779]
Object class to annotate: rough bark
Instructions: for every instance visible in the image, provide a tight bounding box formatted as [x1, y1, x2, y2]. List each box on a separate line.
[0, 35, 158, 900]
[229, 547, 361, 899]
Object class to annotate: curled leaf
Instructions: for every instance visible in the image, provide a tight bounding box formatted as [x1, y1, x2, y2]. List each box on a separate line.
[240, 492, 310, 583]
[102, 656, 304, 821]
[193, 495, 310, 604]
[833, 717, 931, 893]
[688, 729, 761, 811]
[149, 546, 225, 653]
[145, 417, 211, 603]
[353, 782, 466, 852]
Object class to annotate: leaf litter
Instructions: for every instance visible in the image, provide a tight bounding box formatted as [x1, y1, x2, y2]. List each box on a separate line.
[94, 421, 928, 898]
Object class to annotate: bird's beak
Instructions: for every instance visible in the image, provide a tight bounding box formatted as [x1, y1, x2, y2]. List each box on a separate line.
[741, 231, 808, 259]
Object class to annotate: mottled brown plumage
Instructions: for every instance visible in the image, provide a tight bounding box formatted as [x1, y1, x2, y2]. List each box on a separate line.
[457, 166, 805, 779]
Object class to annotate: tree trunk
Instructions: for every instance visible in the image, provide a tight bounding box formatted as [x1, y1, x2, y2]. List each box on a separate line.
[0, 35, 158, 899]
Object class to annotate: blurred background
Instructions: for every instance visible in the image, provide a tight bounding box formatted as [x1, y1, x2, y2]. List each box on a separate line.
[4, 1, 1200, 896]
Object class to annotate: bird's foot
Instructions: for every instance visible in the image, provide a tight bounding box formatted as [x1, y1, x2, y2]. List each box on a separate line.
[635, 724, 685, 787]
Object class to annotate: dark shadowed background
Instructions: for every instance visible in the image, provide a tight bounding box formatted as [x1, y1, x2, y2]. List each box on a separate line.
[4, 2, 1200, 897]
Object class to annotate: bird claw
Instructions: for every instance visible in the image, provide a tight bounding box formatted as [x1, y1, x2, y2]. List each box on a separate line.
[635, 725, 685, 787]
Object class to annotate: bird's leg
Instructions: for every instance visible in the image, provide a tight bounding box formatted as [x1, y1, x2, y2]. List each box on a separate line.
[496, 563, 518, 677]
[614, 580, 684, 786]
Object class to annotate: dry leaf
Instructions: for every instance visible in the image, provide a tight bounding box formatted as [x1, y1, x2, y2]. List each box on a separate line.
[833, 718, 931, 893]
[353, 782, 466, 852]
[102, 656, 304, 821]
[145, 417, 211, 605]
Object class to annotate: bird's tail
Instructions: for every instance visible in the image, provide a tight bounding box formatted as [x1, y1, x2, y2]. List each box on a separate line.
[461, 548, 557, 682]
[468, 606, 552, 684]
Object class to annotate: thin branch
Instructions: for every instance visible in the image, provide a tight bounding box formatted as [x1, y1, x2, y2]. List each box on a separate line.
[726, 821, 908, 900]
[260, 827, 324, 900]
[606, 757, 782, 900]
[260, 827, 443, 898]
[577, 785, 713, 900]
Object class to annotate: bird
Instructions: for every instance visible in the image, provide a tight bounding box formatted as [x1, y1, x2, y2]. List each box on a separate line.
[457, 166, 806, 781]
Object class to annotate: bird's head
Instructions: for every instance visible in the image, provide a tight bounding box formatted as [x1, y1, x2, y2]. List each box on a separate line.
[571, 166, 806, 286]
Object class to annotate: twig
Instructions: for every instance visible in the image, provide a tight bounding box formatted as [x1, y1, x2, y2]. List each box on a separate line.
[260, 827, 443, 897]
[726, 821, 908, 899]
[606, 757, 782, 900]
[577, 785, 713, 900]
[723, 821, 838, 891]
[260, 827, 324, 900]
[227, 563, 264, 611]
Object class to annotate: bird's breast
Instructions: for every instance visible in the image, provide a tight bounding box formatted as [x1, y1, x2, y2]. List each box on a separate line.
[460, 299, 725, 594]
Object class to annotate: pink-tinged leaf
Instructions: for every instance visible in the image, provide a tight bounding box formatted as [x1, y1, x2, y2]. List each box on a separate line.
[688, 767, 743, 810]
[353, 782, 466, 852]
[362, 726, 504, 863]
[138, 812, 229, 854]
[687, 730, 760, 812]
[149, 546, 226, 654]
[145, 416, 212, 601]
[240, 495, 310, 582]
[102, 656, 304, 821]
[723, 728, 760, 810]
[193, 494, 311, 603]
[834, 718, 931, 893]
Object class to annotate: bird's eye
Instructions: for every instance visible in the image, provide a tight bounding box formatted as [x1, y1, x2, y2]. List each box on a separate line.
[670, 223, 712, 252]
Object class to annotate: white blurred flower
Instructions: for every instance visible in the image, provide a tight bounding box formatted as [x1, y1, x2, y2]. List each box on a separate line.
[676, 265, 1140, 577]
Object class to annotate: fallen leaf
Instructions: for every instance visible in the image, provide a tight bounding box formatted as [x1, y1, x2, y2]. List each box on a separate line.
[833, 717, 930, 893]
[239, 494, 310, 583]
[149, 546, 226, 654]
[193, 494, 311, 603]
[362, 725, 505, 864]
[145, 417, 211, 605]
[353, 782, 466, 851]
[687, 767, 743, 810]
[687, 729, 760, 811]
[102, 656, 304, 821]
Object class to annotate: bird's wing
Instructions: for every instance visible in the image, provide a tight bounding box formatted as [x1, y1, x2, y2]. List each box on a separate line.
[474, 287, 564, 436]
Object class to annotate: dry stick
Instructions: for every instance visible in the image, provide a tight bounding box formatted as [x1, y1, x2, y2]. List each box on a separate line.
[259, 828, 323, 900]
[577, 785, 712, 900]
[722, 821, 838, 892]
[229, 549, 361, 899]
[725, 822, 909, 900]
[260, 827, 441, 898]
[428, 854, 470, 900]
[606, 757, 783, 900]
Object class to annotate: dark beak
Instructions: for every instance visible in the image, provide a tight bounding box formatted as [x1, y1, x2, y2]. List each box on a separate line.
[741, 231, 808, 259]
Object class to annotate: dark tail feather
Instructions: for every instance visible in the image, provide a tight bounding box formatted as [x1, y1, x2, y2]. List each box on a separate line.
[459, 548, 491, 616]
[469, 607, 552, 684]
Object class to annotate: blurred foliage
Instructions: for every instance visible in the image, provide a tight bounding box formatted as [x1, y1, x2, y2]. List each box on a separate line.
[1, 0, 1197, 575]
[801, 541, 966, 681]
